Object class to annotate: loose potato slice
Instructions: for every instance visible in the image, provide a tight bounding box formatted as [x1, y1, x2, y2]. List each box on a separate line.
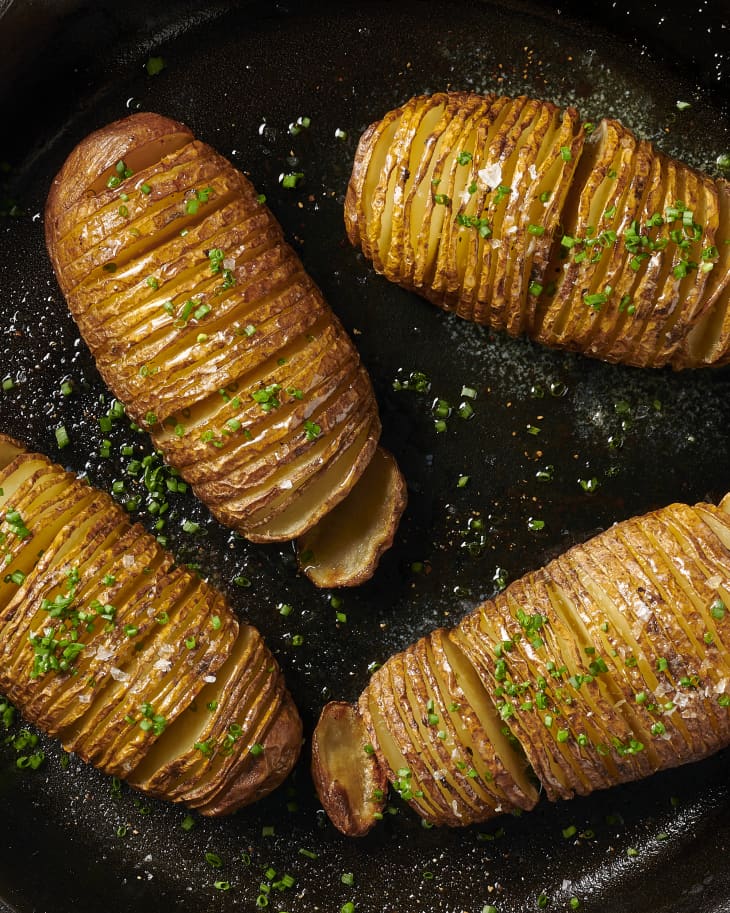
[314, 493, 730, 835]
[311, 701, 388, 837]
[347, 91, 730, 369]
[0, 435, 301, 814]
[297, 446, 406, 587]
[46, 113, 406, 587]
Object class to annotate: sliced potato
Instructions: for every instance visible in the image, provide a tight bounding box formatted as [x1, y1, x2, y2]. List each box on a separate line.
[46, 113, 406, 587]
[313, 492, 730, 835]
[346, 91, 730, 369]
[0, 435, 301, 814]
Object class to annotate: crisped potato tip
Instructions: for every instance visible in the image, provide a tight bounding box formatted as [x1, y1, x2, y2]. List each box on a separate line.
[345, 91, 730, 369]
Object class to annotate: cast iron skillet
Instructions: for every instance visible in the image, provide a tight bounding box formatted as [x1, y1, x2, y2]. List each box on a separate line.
[0, 2, 729, 911]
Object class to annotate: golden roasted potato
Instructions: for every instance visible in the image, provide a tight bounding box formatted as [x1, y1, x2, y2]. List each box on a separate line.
[45, 113, 406, 587]
[345, 91, 730, 369]
[312, 492, 730, 835]
[0, 434, 301, 815]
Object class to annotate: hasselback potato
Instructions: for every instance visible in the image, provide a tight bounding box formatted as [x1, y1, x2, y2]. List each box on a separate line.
[312, 492, 730, 836]
[0, 435, 301, 815]
[345, 91, 730, 369]
[45, 113, 406, 588]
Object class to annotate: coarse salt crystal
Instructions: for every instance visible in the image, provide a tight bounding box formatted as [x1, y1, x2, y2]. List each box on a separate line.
[528, 164, 538, 180]
[122, 554, 135, 568]
[478, 162, 502, 188]
[110, 666, 130, 682]
[203, 675, 217, 684]
[223, 258, 236, 270]
[78, 693, 92, 703]
[96, 645, 114, 662]
[153, 659, 172, 673]
[459, 188, 472, 206]
[707, 575, 722, 589]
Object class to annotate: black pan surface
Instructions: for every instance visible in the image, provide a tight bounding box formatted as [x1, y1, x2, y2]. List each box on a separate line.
[1, 2, 729, 911]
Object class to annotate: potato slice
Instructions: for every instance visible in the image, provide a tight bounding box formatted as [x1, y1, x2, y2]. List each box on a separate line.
[46, 113, 405, 586]
[311, 702, 387, 837]
[346, 91, 730, 369]
[314, 491, 730, 834]
[0, 436, 301, 814]
[296, 446, 406, 587]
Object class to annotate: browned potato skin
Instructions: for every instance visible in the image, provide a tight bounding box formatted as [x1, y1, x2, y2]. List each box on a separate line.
[311, 701, 388, 836]
[313, 495, 730, 835]
[45, 112, 405, 587]
[0, 435, 302, 816]
[346, 91, 730, 370]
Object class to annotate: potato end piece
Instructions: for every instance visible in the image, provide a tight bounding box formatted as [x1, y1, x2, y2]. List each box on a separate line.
[296, 446, 407, 588]
[311, 701, 387, 837]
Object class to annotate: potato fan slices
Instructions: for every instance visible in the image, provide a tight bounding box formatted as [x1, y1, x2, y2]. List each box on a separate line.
[313, 493, 730, 834]
[345, 91, 730, 369]
[45, 113, 406, 587]
[0, 436, 301, 815]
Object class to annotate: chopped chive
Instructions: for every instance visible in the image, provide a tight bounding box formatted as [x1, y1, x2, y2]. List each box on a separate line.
[55, 426, 70, 449]
[281, 172, 304, 189]
[146, 56, 166, 75]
